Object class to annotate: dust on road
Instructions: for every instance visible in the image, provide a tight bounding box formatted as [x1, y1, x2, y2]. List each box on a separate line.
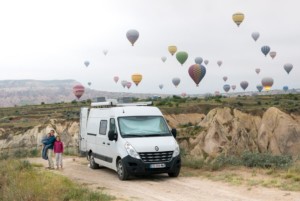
[29, 157, 300, 201]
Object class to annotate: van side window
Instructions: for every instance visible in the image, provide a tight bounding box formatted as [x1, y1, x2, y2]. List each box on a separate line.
[109, 118, 116, 133]
[99, 120, 107, 135]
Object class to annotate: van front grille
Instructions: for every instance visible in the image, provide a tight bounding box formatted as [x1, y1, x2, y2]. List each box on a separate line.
[139, 151, 173, 163]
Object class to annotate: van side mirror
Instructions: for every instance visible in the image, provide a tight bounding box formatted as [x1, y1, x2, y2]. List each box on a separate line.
[171, 128, 177, 138]
[108, 130, 118, 141]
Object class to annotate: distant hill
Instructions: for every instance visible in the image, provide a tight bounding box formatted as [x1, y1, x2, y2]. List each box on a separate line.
[0, 80, 162, 107]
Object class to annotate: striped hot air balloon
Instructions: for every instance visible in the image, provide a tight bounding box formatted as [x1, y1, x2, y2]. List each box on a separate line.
[188, 64, 206, 87]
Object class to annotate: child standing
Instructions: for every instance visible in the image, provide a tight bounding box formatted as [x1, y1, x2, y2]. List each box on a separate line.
[53, 136, 64, 169]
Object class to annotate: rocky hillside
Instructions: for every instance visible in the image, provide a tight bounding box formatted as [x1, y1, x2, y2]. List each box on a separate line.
[1, 107, 299, 160]
[0, 80, 161, 107]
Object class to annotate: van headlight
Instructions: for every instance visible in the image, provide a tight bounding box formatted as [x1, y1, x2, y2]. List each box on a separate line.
[172, 145, 180, 157]
[125, 142, 141, 159]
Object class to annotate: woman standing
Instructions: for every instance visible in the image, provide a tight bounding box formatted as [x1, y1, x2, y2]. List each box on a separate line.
[53, 136, 64, 169]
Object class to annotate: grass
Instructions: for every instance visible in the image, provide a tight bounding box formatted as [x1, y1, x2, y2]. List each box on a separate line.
[181, 153, 300, 191]
[0, 159, 115, 201]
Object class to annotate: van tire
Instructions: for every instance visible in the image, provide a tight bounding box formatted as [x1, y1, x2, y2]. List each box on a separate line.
[89, 154, 99, 169]
[168, 168, 180, 177]
[117, 159, 129, 180]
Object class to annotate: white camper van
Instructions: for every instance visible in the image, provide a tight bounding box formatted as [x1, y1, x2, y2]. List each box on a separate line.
[79, 100, 181, 180]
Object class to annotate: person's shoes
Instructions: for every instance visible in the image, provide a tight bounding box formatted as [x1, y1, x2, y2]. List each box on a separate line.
[46, 167, 54, 170]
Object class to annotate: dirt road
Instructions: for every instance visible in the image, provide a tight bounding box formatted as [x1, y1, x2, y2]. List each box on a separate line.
[29, 157, 300, 201]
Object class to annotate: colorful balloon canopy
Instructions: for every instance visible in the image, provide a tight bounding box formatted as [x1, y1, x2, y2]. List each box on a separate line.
[261, 46, 271, 56]
[204, 60, 209, 65]
[232, 12, 245, 27]
[284, 63, 293, 74]
[256, 85, 263, 92]
[223, 76, 228, 82]
[195, 57, 203, 65]
[159, 84, 163, 90]
[240, 81, 249, 91]
[176, 51, 188, 65]
[161, 56, 167, 63]
[126, 29, 139, 46]
[269, 51, 276, 59]
[172, 77, 180, 88]
[131, 73, 142, 86]
[73, 84, 85, 99]
[261, 77, 274, 91]
[215, 91, 220, 96]
[168, 45, 177, 56]
[113, 76, 119, 83]
[231, 85, 236, 91]
[181, 92, 187, 97]
[188, 64, 206, 87]
[251, 32, 260, 42]
[84, 61, 90, 67]
[121, 80, 127, 88]
[217, 60, 222, 67]
[283, 86, 289, 92]
[255, 68, 261, 74]
[126, 82, 132, 89]
[223, 84, 230, 92]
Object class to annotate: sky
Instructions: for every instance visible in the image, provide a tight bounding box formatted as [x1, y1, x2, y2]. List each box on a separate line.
[0, 0, 299, 95]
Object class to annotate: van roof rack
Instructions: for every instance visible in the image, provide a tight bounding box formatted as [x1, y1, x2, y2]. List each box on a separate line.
[90, 99, 153, 107]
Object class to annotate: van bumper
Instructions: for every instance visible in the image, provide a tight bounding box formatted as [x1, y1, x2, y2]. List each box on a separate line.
[122, 155, 181, 175]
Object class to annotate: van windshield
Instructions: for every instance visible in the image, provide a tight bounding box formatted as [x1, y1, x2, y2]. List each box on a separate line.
[118, 116, 171, 138]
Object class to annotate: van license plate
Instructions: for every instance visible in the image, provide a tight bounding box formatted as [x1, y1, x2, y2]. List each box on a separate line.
[150, 163, 166, 168]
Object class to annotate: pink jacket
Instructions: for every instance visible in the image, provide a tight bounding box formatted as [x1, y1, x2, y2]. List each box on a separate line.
[54, 141, 64, 153]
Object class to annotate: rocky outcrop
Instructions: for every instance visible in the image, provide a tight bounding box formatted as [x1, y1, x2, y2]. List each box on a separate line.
[1, 107, 300, 159]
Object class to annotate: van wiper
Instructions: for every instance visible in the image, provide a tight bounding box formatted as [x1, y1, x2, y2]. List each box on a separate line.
[143, 134, 169, 137]
[123, 134, 147, 138]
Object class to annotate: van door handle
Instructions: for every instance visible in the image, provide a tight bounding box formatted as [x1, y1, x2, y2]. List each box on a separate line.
[107, 143, 110, 145]
[102, 142, 105, 144]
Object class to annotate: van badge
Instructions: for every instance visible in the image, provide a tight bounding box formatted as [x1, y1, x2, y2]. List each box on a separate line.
[155, 146, 159, 151]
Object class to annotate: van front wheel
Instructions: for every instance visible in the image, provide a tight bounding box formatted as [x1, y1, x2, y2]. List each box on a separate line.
[117, 159, 129, 180]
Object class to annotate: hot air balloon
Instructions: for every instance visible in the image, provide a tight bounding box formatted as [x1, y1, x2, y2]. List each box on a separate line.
[283, 86, 289, 92]
[176, 51, 188, 65]
[223, 76, 228, 82]
[232, 12, 245, 27]
[73, 84, 85, 99]
[255, 68, 261, 74]
[261, 46, 271, 56]
[215, 91, 220, 96]
[217, 60, 222, 67]
[269, 51, 276, 59]
[204, 60, 209, 65]
[132, 73, 142, 86]
[181, 92, 187, 97]
[126, 82, 132, 89]
[284, 63, 293, 74]
[168, 45, 177, 56]
[223, 84, 230, 92]
[87, 82, 91, 86]
[159, 84, 163, 90]
[161, 56, 167, 63]
[231, 85, 236, 91]
[261, 77, 274, 91]
[103, 49, 108, 55]
[172, 77, 180, 88]
[256, 85, 263, 92]
[126, 29, 139, 46]
[113, 76, 119, 83]
[240, 81, 249, 91]
[195, 57, 203, 65]
[121, 80, 127, 88]
[188, 64, 206, 87]
[84, 61, 90, 67]
[251, 32, 260, 41]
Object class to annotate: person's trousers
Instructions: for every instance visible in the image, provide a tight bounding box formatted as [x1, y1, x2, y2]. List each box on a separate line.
[47, 149, 54, 168]
[55, 153, 63, 167]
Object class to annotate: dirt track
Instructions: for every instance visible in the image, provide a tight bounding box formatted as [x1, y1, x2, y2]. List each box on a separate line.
[29, 157, 300, 201]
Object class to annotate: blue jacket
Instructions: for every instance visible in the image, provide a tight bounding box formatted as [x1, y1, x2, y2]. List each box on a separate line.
[41, 135, 56, 160]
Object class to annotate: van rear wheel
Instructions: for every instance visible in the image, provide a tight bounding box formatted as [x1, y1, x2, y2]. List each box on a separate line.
[117, 159, 129, 180]
[89, 154, 99, 169]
